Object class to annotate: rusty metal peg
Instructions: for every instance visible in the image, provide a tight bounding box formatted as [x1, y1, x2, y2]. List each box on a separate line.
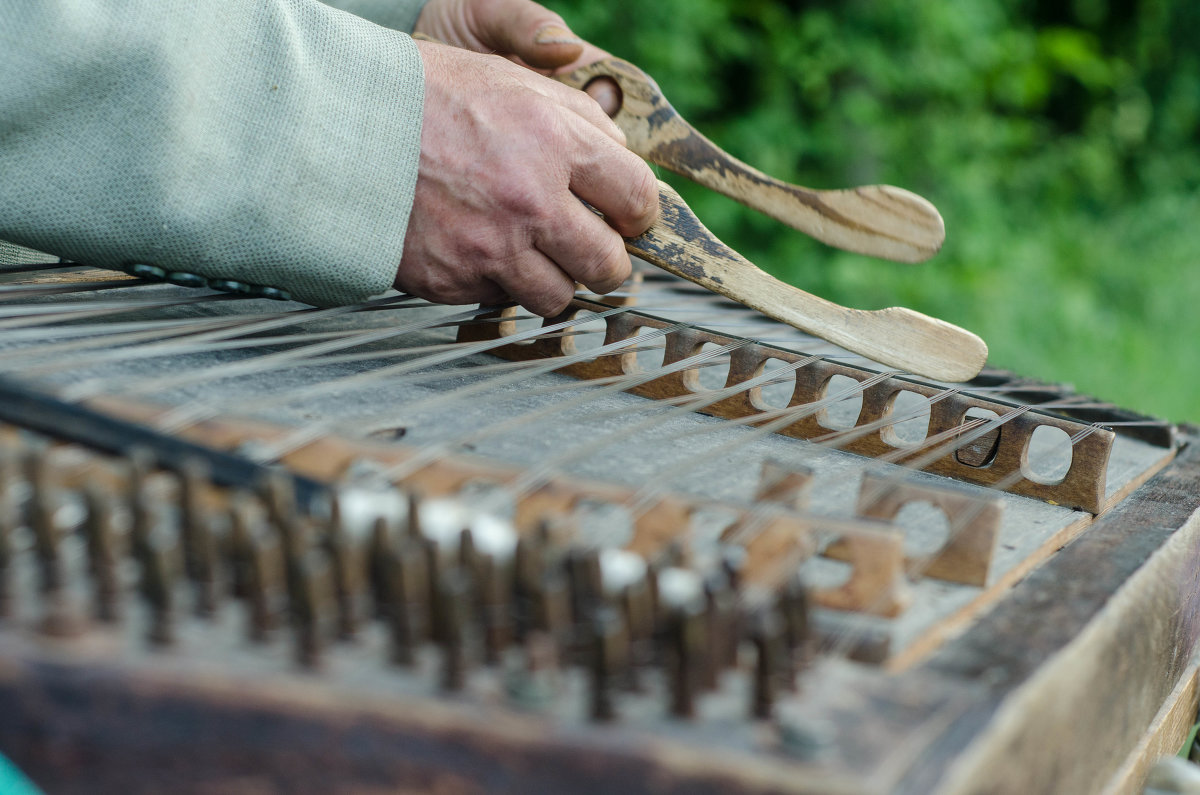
[25, 445, 64, 595]
[239, 503, 286, 643]
[437, 566, 472, 692]
[588, 606, 627, 722]
[512, 530, 549, 641]
[0, 449, 20, 618]
[287, 548, 333, 670]
[178, 457, 220, 616]
[469, 545, 515, 665]
[666, 602, 707, 720]
[139, 523, 180, 647]
[224, 491, 262, 601]
[321, 499, 367, 642]
[367, 514, 398, 621]
[387, 539, 430, 666]
[261, 469, 299, 535]
[24, 446, 90, 637]
[748, 609, 787, 720]
[776, 576, 811, 665]
[655, 567, 708, 719]
[82, 485, 122, 623]
[565, 548, 604, 623]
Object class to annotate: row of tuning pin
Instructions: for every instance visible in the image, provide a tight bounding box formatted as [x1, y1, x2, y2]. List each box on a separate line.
[0, 436, 812, 724]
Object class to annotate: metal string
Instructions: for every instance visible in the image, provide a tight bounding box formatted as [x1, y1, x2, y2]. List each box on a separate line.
[0, 263, 1132, 678]
[148, 305, 637, 434]
[374, 336, 756, 485]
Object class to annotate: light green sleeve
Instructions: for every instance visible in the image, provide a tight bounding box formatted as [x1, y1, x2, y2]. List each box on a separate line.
[0, 0, 426, 306]
[322, 0, 431, 32]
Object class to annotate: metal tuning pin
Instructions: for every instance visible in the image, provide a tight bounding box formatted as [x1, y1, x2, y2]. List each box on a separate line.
[26, 447, 61, 595]
[239, 500, 284, 644]
[367, 514, 397, 623]
[588, 606, 625, 722]
[82, 485, 122, 623]
[702, 571, 738, 688]
[179, 458, 219, 617]
[777, 576, 811, 673]
[288, 537, 331, 670]
[265, 472, 330, 668]
[323, 496, 364, 642]
[437, 566, 470, 692]
[125, 447, 156, 564]
[656, 567, 708, 719]
[139, 517, 179, 648]
[556, 57, 945, 264]
[0, 452, 16, 619]
[749, 609, 784, 720]
[27, 447, 85, 637]
[388, 537, 429, 667]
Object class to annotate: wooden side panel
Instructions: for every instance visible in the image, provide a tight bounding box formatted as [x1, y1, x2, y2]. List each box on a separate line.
[0, 653, 807, 795]
[903, 435, 1200, 795]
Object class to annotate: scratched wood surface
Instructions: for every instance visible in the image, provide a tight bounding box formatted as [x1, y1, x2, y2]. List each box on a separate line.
[0, 266, 1189, 794]
[914, 434, 1200, 794]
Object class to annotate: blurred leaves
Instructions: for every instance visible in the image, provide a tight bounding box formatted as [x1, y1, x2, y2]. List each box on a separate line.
[552, 0, 1199, 421]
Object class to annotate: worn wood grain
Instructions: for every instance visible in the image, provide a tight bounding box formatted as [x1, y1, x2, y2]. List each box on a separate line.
[623, 182, 987, 383]
[837, 472, 1003, 587]
[1103, 658, 1200, 795]
[0, 635, 864, 795]
[903, 432, 1200, 795]
[558, 58, 946, 264]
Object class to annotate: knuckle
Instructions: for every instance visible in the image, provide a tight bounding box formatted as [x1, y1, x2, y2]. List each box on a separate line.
[461, 232, 513, 268]
[523, 276, 575, 318]
[527, 195, 561, 230]
[397, 258, 489, 306]
[527, 102, 582, 164]
[589, 150, 660, 237]
[495, 166, 560, 225]
[493, 177, 541, 218]
[624, 163, 660, 232]
[420, 274, 472, 305]
[576, 233, 629, 293]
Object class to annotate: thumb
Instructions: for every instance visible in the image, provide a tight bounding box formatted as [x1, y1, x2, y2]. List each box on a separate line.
[469, 0, 585, 69]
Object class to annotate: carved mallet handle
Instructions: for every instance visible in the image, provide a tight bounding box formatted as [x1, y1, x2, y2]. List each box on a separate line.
[626, 182, 987, 383]
[559, 58, 945, 264]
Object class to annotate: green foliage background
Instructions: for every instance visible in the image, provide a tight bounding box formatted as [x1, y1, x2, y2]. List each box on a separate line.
[550, 0, 1199, 423]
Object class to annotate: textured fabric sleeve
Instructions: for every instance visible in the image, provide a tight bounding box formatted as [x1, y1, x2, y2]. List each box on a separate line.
[0, 0, 425, 306]
[322, 0, 430, 32]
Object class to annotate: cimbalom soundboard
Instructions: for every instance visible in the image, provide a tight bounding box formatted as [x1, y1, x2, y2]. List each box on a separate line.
[0, 258, 1195, 794]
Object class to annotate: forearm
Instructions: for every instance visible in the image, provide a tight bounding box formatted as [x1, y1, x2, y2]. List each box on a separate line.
[0, 0, 424, 306]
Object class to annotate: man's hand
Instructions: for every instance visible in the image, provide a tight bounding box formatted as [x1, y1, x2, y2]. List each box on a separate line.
[396, 40, 658, 317]
[395, 1, 656, 317]
[413, 0, 621, 114]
